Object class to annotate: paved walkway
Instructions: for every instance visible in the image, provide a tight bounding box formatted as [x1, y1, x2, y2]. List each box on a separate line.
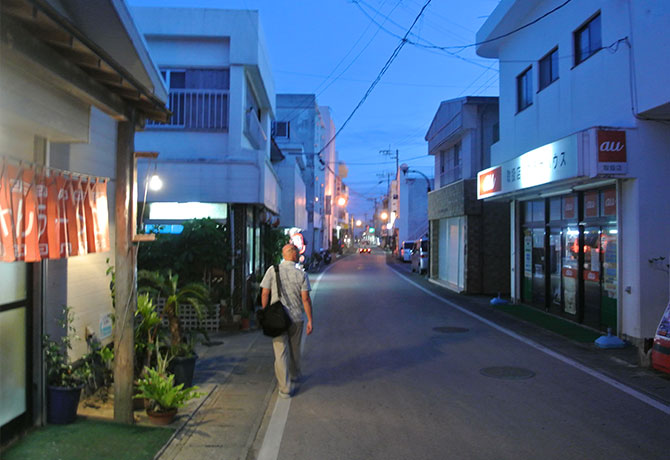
[154, 330, 275, 460]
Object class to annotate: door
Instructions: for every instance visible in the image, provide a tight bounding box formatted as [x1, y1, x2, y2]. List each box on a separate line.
[583, 226, 602, 329]
[600, 226, 618, 332]
[0, 262, 31, 439]
[562, 226, 579, 315]
[531, 228, 546, 308]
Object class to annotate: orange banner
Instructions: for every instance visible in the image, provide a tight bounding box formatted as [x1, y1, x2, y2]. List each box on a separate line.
[0, 161, 110, 262]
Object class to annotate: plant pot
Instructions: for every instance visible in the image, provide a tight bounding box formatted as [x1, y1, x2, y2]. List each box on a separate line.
[146, 407, 177, 426]
[47, 385, 82, 424]
[169, 354, 198, 388]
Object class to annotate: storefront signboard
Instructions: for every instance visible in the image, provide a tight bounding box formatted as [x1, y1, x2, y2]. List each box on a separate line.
[597, 130, 627, 175]
[478, 135, 579, 199]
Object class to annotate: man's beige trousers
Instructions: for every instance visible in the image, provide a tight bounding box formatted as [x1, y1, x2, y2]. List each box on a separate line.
[272, 320, 304, 395]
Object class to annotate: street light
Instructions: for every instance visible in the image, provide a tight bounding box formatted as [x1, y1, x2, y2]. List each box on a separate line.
[148, 174, 163, 191]
[337, 196, 347, 207]
[400, 163, 431, 192]
[380, 211, 388, 221]
[356, 219, 362, 227]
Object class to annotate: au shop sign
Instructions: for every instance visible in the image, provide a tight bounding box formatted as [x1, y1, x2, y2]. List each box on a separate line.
[478, 135, 579, 199]
[0, 161, 110, 263]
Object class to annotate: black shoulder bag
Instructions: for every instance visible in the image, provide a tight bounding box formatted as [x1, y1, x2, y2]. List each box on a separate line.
[257, 265, 292, 337]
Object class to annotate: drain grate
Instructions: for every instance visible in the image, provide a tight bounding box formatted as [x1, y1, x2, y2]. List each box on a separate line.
[433, 326, 470, 333]
[479, 366, 535, 380]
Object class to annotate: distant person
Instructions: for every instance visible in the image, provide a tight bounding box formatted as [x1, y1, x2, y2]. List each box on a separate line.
[260, 244, 314, 398]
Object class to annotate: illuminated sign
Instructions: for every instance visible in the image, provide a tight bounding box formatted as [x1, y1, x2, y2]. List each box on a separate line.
[477, 135, 579, 199]
[477, 166, 502, 199]
[597, 130, 627, 175]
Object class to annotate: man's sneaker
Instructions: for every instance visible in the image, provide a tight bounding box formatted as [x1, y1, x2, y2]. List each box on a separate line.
[278, 390, 291, 399]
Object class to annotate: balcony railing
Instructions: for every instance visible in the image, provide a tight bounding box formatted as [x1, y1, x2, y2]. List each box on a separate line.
[147, 89, 228, 130]
[244, 110, 267, 149]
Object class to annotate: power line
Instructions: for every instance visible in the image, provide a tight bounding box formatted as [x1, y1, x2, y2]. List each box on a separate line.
[354, 0, 574, 55]
[317, 0, 434, 167]
[352, 0, 492, 70]
[278, 0, 403, 125]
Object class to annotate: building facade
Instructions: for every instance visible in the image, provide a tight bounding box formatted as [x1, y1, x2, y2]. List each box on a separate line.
[476, 0, 670, 345]
[426, 97, 509, 294]
[274, 94, 339, 256]
[131, 7, 280, 313]
[0, 0, 168, 440]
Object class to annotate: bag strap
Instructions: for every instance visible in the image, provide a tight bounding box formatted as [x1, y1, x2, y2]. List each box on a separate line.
[274, 264, 283, 301]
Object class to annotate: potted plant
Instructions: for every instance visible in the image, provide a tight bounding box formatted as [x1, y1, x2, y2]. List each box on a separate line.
[138, 270, 210, 388]
[134, 367, 202, 425]
[43, 306, 92, 424]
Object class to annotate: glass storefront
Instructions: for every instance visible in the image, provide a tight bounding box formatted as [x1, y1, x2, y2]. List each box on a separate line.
[520, 187, 617, 332]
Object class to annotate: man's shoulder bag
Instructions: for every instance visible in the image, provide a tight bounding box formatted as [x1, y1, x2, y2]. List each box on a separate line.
[257, 265, 292, 337]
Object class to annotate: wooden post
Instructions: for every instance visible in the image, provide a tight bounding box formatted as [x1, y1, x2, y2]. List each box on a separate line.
[113, 116, 136, 424]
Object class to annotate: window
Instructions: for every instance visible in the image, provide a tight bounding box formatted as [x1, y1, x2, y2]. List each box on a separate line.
[272, 121, 290, 139]
[574, 13, 602, 65]
[492, 122, 499, 144]
[439, 142, 462, 187]
[517, 67, 533, 112]
[151, 69, 230, 130]
[539, 48, 559, 90]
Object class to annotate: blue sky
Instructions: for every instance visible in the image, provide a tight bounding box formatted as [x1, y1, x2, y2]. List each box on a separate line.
[128, 0, 500, 218]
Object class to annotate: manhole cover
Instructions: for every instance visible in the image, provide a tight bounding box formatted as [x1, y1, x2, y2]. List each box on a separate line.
[479, 366, 535, 380]
[433, 326, 470, 333]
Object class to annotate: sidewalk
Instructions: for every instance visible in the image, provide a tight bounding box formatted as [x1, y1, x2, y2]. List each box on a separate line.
[154, 329, 275, 460]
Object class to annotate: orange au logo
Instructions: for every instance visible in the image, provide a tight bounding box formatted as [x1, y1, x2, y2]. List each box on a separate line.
[478, 166, 502, 198]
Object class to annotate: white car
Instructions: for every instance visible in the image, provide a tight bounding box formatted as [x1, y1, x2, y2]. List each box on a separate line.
[411, 239, 429, 274]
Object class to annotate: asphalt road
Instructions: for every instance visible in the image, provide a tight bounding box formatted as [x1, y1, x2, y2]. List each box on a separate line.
[265, 249, 670, 460]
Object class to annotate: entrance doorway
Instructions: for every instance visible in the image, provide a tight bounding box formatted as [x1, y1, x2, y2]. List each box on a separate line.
[0, 262, 32, 441]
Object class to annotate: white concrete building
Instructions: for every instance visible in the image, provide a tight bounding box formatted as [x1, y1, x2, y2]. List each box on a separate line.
[131, 7, 280, 310]
[274, 94, 338, 256]
[476, 0, 670, 346]
[0, 0, 168, 438]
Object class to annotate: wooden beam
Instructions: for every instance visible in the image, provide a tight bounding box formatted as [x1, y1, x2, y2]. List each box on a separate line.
[113, 116, 137, 425]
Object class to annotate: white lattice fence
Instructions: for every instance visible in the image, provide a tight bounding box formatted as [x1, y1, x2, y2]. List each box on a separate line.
[155, 298, 220, 332]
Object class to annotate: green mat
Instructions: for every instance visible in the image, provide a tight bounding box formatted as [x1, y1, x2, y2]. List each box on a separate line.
[3, 419, 174, 460]
[493, 303, 601, 343]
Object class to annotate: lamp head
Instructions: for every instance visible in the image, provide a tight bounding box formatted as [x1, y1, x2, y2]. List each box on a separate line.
[400, 163, 409, 175]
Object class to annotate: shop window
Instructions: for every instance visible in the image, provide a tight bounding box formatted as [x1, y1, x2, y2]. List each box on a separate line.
[574, 13, 602, 65]
[562, 195, 577, 220]
[523, 201, 533, 223]
[549, 197, 562, 221]
[601, 188, 616, 217]
[583, 190, 599, 218]
[531, 199, 545, 222]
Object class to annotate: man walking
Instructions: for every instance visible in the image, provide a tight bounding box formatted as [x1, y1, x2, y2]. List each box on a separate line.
[260, 244, 314, 398]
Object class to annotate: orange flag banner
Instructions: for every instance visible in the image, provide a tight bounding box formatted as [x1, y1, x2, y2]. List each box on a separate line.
[0, 162, 15, 262]
[0, 159, 111, 262]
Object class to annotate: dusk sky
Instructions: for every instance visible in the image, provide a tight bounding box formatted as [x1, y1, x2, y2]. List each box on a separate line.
[128, 0, 500, 219]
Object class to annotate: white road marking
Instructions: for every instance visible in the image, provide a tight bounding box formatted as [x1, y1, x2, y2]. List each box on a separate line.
[391, 267, 670, 416]
[256, 266, 330, 460]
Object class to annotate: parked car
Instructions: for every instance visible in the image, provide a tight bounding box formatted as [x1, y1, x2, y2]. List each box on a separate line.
[358, 247, 371, 254]
[400, 240, 414, 262]
[411, 239, 429, 274]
